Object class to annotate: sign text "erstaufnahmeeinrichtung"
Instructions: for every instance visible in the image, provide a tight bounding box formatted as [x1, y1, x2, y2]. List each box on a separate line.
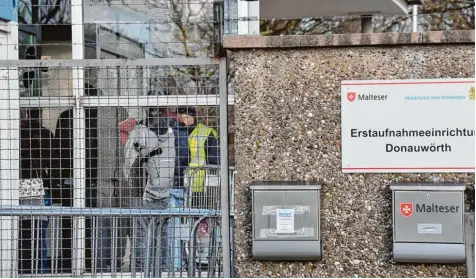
[351, 128, 475, 153]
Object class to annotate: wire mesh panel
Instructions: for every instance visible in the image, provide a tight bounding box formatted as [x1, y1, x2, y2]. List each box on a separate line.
[0, 58, 230, 278]
[0, 0, 232, 276]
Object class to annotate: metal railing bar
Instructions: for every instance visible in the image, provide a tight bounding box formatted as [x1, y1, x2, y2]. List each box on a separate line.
[0, 206, 232, 217]
[18, 271, 216, 278]
[0, 58, 221, 68]
[18, 95, 236, 108]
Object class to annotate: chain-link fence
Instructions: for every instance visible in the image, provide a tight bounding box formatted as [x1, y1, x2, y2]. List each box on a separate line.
[0, 56, 232, 278]
[0, 0, 233, 276]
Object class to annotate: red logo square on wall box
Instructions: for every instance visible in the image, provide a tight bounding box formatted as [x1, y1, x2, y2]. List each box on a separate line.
[400, 203, 413, 217]
[347, 92, 356, 102]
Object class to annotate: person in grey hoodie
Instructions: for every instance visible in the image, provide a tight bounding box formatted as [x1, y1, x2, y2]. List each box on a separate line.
[122, 94, 175, 272]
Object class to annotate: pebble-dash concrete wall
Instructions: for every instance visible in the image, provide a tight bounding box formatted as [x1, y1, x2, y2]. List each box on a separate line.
[225, 30, 475, 278]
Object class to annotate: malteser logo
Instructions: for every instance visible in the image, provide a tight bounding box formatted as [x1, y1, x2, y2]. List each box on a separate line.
[400, 203, 413, 217]
[399, 202, 460, 217]
[347, 92, 389, 102]
[347, 92, 356, 102]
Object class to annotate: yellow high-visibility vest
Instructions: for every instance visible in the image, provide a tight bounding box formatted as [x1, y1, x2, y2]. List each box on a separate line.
[188, 123, 218, 192]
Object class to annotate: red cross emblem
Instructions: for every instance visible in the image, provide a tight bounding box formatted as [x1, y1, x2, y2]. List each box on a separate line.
[400, 203, 413, 217]
[347, 92, 356, 102]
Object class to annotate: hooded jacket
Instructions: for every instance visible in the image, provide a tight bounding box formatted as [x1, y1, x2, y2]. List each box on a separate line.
[122, 123, 176, 201]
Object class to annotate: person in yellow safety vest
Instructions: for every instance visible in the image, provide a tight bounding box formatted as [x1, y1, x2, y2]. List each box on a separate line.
[177, 107, 219, 207]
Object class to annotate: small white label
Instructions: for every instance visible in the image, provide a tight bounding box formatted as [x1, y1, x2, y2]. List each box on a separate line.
[276, 208, 295, 233]
[418, 223, 442, 234]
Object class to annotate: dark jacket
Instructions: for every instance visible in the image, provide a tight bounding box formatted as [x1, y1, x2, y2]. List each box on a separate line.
[20, 119, 57, 190]
[54, 108, 98, 206]
[170, 118, 190, 188]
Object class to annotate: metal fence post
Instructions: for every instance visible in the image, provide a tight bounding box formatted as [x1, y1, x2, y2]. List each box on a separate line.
[219, 57, 231, 278]
[465, 212, 475, 278]
[0, 20, 20, 278]
[412, 5, 418, 32]
[71, 0, 86, 275]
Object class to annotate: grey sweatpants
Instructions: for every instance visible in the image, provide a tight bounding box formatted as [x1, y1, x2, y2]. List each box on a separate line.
[133, 198, 168, 273]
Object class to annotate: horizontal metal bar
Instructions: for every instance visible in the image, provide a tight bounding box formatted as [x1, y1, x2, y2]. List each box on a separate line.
[0, 205, 236, 217]
[0, 58, 221, 68]
[20, 97, 74, 107]
[0, 205, 219, 217]
[81, 95, 221, 107]
[19, 271, 217, 278]
[229, 94, 235, 105]
[19, 95, 235, 107]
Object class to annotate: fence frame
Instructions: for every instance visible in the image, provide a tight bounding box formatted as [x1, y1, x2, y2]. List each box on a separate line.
[0, 19, 20, 279]
[0, 0, 232, 275]
[0, 56, 232, 277]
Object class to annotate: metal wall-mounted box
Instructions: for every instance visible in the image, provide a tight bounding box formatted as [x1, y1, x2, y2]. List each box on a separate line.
[250, 181, 322, 260]
[391, 183, 466, 263]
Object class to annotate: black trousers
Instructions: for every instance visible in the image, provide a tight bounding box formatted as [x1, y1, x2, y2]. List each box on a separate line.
[55, 181, 96, 272]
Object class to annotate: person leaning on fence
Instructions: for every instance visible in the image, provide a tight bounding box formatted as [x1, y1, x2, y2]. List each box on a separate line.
[122, 92, 176, 272]
[177, 107, 219, 208]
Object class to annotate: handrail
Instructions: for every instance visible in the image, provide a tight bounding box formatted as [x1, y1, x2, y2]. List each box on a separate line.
[0, 205, 236, 216]
[0, 205, 220, 217]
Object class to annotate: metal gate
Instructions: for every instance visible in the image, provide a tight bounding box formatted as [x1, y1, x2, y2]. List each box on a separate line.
[0, 0, 233, 277]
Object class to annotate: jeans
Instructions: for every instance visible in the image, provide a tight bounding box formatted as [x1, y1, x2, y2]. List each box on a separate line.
[133, 198, 168, 273]
[165, 189, 184, 271]
[41, 190, 51, 272]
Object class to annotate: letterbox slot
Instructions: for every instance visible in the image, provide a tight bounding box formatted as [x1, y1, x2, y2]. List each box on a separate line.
[250, 181, 323, 261]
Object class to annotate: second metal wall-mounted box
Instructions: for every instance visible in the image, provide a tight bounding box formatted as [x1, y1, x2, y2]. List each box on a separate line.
[250, 181, 322, 261]
[391, 183, 466, 264]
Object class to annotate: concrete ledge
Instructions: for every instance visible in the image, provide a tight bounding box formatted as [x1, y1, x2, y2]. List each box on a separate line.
[223, 30, 475, 49]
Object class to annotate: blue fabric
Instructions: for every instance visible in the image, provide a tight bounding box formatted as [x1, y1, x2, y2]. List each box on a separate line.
[41, 190, 51, 273]
[170, 119, 189, 188]
[165, 189, 185, 270]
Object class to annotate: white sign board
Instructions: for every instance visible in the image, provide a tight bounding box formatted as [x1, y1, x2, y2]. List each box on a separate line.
[341, 78, 475, 173]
